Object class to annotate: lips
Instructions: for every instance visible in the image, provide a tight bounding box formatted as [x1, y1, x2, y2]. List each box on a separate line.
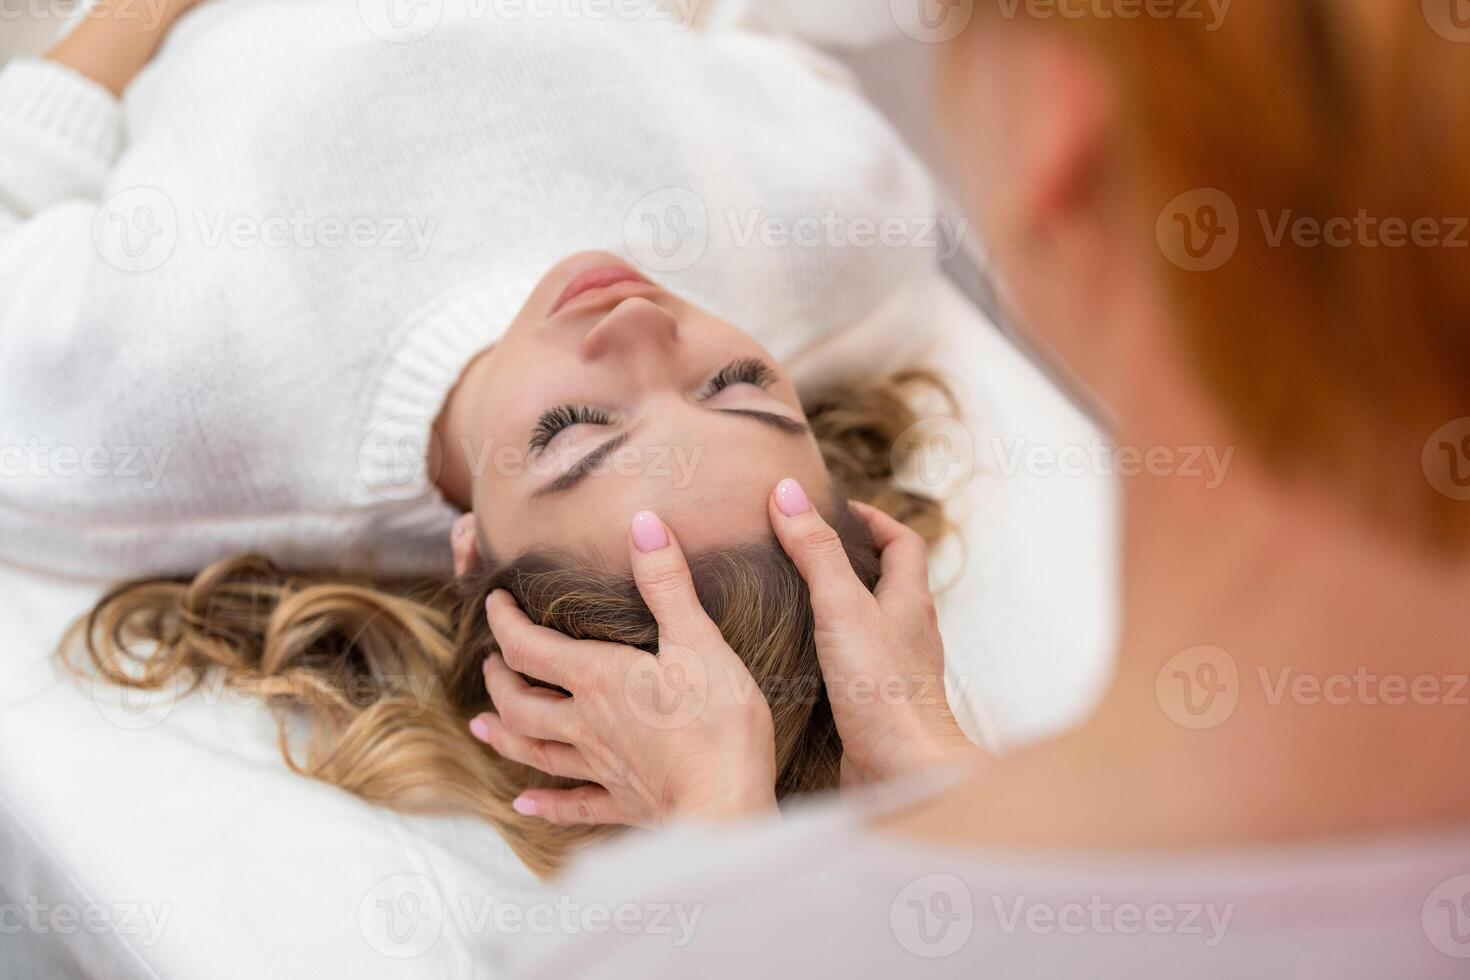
[550, 265, 653, 316]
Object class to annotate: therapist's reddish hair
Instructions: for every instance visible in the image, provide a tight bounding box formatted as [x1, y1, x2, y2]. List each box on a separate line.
[966, 1, 1470, 546]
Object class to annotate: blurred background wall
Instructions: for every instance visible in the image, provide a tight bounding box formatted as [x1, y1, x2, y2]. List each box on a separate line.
[2, 2, 73, 61]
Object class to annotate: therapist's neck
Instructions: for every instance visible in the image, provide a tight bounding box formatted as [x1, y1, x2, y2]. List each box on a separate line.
[1076, 355, 1470, 838]
[1117, 449, 1470, 683]
[1085, 311, 1470, 685]
[1108, 345, 1469, 685]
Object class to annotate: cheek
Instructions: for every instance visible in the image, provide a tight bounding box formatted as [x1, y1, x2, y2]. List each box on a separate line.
[939, 51, 1015, 239]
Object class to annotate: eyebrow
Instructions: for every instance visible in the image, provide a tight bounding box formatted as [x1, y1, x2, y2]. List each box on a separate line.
[530, 410, 809, 499]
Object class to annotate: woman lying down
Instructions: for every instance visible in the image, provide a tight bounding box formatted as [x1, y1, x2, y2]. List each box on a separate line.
[1, 0, 974, 874]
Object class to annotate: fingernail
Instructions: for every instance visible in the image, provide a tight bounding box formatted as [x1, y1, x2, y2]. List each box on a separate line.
[468, 715, 492, 742]
[512, 795, 541, 817]
[775, 478, 811, 517]
[631, 510, 669, 553]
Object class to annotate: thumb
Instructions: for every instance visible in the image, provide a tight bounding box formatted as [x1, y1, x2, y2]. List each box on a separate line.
[627, 510, 719, 647]
[767, 478, 874, 628]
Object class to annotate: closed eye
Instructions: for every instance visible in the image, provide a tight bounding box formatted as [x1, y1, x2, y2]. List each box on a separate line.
[528, 404, 612, 453]
[527, 357, 782, 457]
[699, 358, 777, 399]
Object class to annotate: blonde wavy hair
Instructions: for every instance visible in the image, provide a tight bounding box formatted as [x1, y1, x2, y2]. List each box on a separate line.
[62, 371, 954, 878]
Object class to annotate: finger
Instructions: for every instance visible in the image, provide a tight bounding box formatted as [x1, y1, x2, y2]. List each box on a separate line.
[767, 478, 874, 625]
[626, 511, 719, 646]
[485, 589, 600, 692]
[468, 712, 596, 782]
[511, 784, 630, 827]
[482, 653, 578, 743]
[848, 501, 932, 603]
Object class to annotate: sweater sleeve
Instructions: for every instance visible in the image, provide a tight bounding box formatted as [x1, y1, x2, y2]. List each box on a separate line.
[0, 57, 124, 229]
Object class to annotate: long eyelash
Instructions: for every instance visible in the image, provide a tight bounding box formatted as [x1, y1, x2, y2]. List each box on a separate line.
[530, 404, 611, 452]
[702, 358, 776, 398]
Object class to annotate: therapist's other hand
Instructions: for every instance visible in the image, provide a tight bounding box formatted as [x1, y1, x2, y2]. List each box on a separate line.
[770, 478, 980, 788]
[470, 511, 778, 828]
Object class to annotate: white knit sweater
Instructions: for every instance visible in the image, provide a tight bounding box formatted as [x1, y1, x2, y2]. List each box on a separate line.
[0, 0, 938, 578]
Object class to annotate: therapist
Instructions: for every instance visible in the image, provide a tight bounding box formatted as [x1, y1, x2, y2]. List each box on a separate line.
[486, 2, 1470, 972]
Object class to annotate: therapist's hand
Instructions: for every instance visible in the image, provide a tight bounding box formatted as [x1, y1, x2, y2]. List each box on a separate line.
[470, 511, 778, 827]
[769, 479, 981, 788]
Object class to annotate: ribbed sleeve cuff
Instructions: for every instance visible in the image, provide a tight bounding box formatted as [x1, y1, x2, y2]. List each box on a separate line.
[0, 57, 124, 211]
[354, 273, 528, 509]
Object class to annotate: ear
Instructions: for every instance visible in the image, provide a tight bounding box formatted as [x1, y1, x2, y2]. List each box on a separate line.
[451, 512, 482, 578]
[1013, 32, 1117, 236]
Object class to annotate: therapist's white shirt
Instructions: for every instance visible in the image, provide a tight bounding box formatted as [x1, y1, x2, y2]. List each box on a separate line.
[511, 782, 1470, 977]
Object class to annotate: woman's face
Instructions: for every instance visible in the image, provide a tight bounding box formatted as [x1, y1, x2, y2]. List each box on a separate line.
[451, 251, 833, 565]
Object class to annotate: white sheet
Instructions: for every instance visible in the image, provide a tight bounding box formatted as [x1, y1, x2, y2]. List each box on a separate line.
[0, 272, 1116, 979]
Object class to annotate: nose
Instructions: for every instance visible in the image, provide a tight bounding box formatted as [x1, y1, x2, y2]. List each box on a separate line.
[578, 297, 680, 363]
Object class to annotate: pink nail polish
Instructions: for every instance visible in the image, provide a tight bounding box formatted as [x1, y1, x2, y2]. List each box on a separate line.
[631, 511, 669, 553]
[469, 715, 492, 742]
[775, 478, 811, 517]
[512, 795, 541, 816]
